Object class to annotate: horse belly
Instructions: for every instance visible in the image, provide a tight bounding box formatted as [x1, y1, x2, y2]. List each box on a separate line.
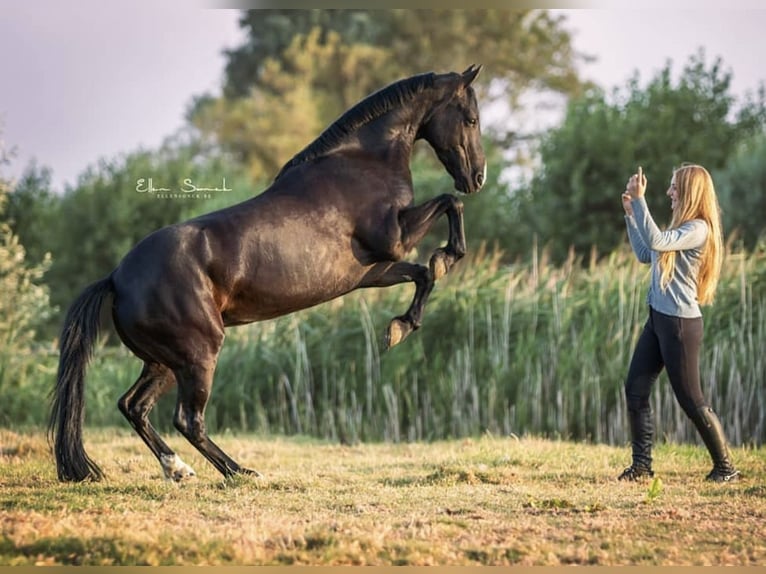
[222, 244, 368, 324]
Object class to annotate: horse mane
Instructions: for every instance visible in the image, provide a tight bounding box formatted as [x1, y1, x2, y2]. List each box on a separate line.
[274, 72, 437, 182]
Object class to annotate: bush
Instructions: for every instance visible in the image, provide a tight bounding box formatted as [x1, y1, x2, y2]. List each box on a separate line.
[0, 142, 56, 425]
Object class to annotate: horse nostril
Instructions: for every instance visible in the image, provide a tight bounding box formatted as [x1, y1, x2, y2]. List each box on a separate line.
[475, 169, 485, 188]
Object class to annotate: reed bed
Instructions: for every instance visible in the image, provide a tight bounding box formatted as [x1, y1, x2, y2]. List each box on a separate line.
[5, 244, 764, 447]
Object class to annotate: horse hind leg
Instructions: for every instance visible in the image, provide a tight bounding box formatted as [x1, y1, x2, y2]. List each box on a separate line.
[173, 362, 262, 479]
[118, 362, 196, 481]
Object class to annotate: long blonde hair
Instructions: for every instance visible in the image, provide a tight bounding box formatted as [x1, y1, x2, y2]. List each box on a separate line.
[658, 164, 723, 305]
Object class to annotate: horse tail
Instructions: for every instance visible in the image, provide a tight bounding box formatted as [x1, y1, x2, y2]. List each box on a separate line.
[48, 276, 114, 482]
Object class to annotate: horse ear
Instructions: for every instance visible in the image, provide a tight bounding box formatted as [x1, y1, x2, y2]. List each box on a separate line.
[462, 64, 482, 86]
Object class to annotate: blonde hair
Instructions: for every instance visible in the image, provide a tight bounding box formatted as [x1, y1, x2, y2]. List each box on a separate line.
[658, 164, 723, 305]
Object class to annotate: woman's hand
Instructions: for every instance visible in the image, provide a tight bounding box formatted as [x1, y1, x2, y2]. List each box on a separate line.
[626, 166, 647, 199]
[622, 166, 647, 216]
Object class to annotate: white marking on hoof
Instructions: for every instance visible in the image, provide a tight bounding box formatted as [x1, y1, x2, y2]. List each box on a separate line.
[160, 454, 196, 482]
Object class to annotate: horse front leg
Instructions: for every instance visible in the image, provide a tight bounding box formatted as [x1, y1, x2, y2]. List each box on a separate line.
[359, 261, 433, 349]
[398, 194, 466, 280]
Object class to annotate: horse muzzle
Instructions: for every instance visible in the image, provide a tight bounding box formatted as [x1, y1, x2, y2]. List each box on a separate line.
[460, 161, 487, 194]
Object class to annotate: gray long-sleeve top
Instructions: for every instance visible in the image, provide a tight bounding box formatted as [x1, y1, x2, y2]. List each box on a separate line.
[624, 196, 708, 318]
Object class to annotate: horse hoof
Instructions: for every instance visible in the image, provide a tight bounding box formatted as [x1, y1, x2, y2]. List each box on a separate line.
[224, 468, 265, 486]
[430, 251, 450, 280]
[170, 468, 196, 482]
[241, 467, 264, 479]
[161, 454, 197, 482]
[385, 318, 410, 349]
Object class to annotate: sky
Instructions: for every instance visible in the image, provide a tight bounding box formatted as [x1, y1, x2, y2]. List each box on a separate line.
[1, 5, 765, 191]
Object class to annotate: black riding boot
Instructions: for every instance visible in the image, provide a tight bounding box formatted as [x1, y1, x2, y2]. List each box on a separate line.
[690, 406, 739, 482]
[618, 407, 655, 481]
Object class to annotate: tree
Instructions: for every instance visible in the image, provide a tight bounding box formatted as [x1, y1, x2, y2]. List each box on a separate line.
[221, 10, 393, 99]
[0, 137, 54, 393]
[524, 52, 766, 262]
[715, 131, 766, 250]
[4, 162, 58, 267]
[221, 10, 584, 104]
[191, 9, 588, 182]
[194, 28, 391, 181]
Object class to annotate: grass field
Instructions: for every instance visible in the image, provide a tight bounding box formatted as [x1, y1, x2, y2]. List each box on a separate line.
[1, 428, 764, 566]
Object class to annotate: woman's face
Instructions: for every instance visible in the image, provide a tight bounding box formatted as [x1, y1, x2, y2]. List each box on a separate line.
[667, 175, 679, 212]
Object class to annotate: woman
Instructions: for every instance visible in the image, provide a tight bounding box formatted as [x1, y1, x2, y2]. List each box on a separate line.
[620, 164, 739, 482]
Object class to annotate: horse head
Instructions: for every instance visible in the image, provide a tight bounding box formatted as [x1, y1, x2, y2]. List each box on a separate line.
[420, 65, 487, 194]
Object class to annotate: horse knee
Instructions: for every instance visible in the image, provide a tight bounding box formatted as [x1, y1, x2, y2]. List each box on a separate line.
[448, 195, 464, 213]
[173, 408, 189, 435]
[117, 395, 130, 419]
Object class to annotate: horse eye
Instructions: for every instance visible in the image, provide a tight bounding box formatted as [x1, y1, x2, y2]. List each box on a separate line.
[465, 118, 477, 127]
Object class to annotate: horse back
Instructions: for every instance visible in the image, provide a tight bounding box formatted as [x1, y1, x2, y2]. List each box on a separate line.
[111, 151, 414, 327]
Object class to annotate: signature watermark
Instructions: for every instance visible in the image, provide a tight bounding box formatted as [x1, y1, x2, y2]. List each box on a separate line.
[136, 177, 232, 199]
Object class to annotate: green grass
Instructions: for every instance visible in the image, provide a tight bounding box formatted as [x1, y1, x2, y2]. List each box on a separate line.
[1, 428, 765, 565]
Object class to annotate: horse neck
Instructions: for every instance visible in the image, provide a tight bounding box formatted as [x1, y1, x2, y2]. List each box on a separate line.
[359, 93, 443, 160]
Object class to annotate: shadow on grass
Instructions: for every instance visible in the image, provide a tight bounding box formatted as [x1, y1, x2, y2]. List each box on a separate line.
[381, 463, 517, 487]
[0, 535, 233, 566]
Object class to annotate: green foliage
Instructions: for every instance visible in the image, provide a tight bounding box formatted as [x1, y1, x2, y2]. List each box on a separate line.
[194, 28, 391, 180]
[221, 10, 584, 103]
[0, 140, 55, 421]
[715, 132, 766, 250]
[3, 162, 58, 267]
[220, 10, 385, 99]
[193, 10, 586, 181]
[524, 51, 766, 263]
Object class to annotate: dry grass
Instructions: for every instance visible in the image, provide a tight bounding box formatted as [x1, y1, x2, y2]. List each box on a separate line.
[1, 427, 765, 565]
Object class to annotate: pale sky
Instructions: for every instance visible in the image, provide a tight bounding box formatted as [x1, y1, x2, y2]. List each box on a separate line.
[1, 5, 764, 191]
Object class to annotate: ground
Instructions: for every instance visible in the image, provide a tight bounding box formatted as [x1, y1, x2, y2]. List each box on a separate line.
[1, 428, 764, 565]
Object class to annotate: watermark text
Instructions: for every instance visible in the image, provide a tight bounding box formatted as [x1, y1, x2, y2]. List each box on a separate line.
[135, 177, 232, 199]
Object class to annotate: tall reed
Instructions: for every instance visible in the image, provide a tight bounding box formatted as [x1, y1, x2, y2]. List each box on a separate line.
[7, 245, 765, 447]
[146, 243, 766, 446]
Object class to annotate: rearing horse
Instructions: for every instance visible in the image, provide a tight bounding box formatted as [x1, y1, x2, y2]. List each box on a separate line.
[50, 65, 486, 482]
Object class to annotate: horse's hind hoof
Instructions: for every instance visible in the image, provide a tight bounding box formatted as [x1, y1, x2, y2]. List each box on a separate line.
[224, 468, 265, 486]
[241, 467, 264, 479]
[385, 318, 411, 349]
[170, 468, 196, 482]
[160, 454, 197, 482]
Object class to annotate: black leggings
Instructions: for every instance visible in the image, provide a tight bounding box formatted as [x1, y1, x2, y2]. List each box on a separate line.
[625, 307, 707, 417]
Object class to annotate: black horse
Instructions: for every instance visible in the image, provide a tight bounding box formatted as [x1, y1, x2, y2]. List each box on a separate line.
[50, 66, 486, 482]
